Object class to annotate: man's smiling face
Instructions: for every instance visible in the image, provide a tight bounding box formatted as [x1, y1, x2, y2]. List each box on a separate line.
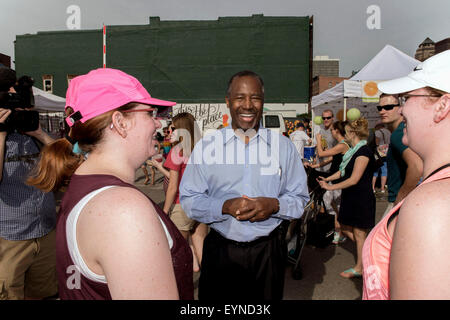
[226, 75, 264, 131]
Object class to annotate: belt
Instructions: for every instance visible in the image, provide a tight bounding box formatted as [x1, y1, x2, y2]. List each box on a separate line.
[5, 153, 40, 164]
[210, 223, 286, 248]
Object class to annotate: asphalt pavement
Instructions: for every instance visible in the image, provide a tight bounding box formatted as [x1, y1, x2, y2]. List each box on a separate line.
[134, 168, 389, 300]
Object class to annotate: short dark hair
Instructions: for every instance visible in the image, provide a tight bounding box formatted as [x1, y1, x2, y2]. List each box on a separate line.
[322, 109, 334, 117]
[226, 70, 264, 97]
[379, 93, 396, 99]
[331, 120, 348, 136]
[0, 67, 17, 92]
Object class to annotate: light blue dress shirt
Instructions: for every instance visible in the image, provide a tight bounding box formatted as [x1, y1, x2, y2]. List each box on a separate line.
[179, 126, 309, 242]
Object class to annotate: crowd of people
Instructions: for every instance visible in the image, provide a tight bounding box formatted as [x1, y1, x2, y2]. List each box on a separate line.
[0, 49, 449, 300]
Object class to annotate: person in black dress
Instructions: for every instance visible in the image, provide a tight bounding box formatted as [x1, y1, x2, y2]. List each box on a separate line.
[317, 118, 375, 279]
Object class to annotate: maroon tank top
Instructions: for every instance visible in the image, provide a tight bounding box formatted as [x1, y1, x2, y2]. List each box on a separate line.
[56, 174, 194, 300]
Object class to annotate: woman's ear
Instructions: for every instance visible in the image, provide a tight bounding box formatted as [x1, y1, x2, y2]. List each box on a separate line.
[433, 94, 450, 123]
[111, 111, 128, 138]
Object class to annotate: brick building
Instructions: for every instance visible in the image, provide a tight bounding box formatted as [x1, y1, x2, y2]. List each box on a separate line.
[415, 37, 435, 62]
[0, 53, 11, 68]
[312, 55, 339, 77]
[311, 55, 345, 96]
[435, 38, 450, 54]
[312, 75, 348, 96]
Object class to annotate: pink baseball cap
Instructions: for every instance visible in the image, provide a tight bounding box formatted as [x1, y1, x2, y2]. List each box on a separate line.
[65, 68, 176, 127]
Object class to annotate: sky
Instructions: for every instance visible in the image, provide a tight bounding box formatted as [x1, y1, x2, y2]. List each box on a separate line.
[1, 0, 449, 77]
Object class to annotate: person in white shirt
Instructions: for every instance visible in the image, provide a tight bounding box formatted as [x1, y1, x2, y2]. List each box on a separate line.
[290, 122, 311, 160]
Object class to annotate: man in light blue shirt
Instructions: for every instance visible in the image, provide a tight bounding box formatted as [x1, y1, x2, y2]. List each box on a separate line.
[179, 70, 309, 300]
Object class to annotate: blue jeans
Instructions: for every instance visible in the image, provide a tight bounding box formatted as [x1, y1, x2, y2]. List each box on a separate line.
[373, 161, 387, 177]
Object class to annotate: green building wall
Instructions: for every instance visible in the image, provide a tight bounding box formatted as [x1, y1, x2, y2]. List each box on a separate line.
[15, 14, 311, 103]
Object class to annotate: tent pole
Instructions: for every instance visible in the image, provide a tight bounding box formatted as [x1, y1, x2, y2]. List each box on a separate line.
[344, 97, 347, 121]
[47, 112, 51, 132]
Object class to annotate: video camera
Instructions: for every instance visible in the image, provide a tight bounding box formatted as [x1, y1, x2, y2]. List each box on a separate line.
[0, 70, 40, 133]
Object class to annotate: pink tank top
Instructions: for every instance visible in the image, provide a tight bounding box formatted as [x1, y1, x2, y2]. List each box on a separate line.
[362, 166, 450, 300]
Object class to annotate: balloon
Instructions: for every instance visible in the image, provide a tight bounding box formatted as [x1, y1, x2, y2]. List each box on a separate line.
[313, 116, 323, 125]
[347, 108, 361, 121]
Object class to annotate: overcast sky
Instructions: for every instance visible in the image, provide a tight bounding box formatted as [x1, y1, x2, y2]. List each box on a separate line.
[1, 0, 449, 77]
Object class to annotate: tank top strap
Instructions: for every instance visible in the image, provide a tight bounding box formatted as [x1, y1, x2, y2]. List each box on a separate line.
[422, 163, 450, 182]
[339, 139, 350, 149]
[385, 164, 450, 226]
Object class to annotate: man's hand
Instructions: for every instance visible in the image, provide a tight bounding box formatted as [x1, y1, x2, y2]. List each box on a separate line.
[0, 108, 11, 123]
[222, 197, 249, 218]
[223, 195, 279, 223]
[0, 108, 12, 137]
[24, 123, 54, 145]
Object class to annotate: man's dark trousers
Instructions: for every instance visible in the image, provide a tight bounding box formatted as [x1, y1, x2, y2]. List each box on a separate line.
[198, 225, 287, 301]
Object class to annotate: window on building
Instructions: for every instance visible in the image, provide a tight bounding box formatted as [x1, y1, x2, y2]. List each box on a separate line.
[67, 74, 78, 87]
[264, 115, 280, 128]
[42, 75, 53, 93]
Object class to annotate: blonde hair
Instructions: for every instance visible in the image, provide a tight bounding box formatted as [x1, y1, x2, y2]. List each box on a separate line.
[426, 86, 447, 97]
[346, 118, 369, 140]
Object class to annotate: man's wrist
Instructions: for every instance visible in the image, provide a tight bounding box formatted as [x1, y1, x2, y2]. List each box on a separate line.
[30, 130, 53, 145]
[222, 199, 232, 215]
[273, 198, 280, 214]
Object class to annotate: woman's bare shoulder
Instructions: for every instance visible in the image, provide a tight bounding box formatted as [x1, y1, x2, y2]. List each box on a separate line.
[395, 179, 450, 244]
[390, 178, 450, 299]
[79, 186, 159, 233]
[400, 179, 450, 222]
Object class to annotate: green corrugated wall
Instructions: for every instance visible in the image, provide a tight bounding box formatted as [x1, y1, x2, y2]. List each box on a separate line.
[15, 14, 310, 103]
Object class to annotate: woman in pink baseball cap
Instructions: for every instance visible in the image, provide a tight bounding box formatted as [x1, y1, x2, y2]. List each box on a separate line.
[28, 68, 193, 300]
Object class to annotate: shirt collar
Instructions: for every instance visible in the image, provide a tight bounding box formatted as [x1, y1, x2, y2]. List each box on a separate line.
[222, 124, 271, 146]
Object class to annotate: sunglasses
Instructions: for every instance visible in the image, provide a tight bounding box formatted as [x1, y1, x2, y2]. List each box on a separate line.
[376, 104, 399, 111]
[322, 116, 333, 120]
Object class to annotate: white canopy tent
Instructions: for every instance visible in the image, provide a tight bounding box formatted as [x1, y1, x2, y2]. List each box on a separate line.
[32, 86, 66, 112]
[311, 45, 420, 130]
[32, 87, 66, 137]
